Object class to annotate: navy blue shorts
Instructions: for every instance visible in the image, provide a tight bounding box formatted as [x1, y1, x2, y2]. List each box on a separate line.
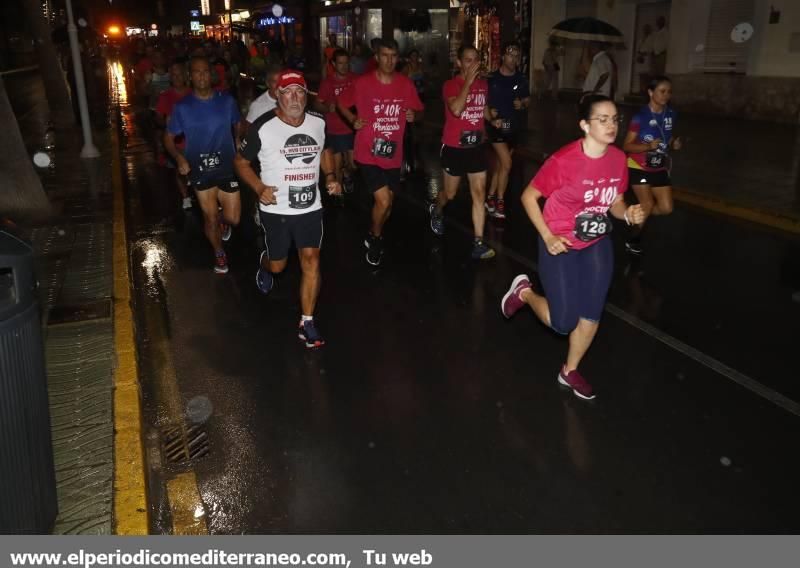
[537, 236, 613, 335]
[325, 133, 354, 154]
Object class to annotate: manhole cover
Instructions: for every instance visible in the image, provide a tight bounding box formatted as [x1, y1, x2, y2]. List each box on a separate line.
[160, 422, 210, 465]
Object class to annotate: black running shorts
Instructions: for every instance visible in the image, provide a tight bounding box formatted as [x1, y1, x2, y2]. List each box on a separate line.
[191, 177, 241, 193]
[260, 208, 324, 260]
[440, 144, 488, 177]
[628, 168, 671, 188]
[356, 162, 401, 194]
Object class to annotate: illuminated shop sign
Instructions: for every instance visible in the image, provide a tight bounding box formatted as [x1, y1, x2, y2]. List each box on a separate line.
[258, 16, 295, 26]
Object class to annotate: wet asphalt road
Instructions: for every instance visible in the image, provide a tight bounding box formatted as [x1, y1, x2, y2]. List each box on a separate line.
[120, 99, 800, 533]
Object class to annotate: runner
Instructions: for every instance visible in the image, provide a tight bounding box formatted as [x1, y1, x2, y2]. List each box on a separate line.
[234, 70, 342, 348]
[485, 42, 530, 220]
[500, 95, 644, 400]
[165, 56, 242, 274]
[337, 38, 424, 266]
[313, 48, 356, 193]
[429, 44, 496, 260]
[622, 75, 681, 255]
[155, 61, 192, 209]
[245, 66, 281, 126]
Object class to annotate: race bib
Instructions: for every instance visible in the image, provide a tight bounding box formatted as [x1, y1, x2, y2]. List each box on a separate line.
[372, 138, 396, 159]
[500, 119, 512, 131]
[646, 150, 666, 169]
[289, 184, 316, 209]
[574, 212, 612, 242]
[459, 130, 482, 148]
[198, 151, 221, 172]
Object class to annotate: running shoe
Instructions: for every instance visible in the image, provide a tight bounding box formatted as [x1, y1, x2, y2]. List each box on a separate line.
[558, 367, 596, 400]
[220, 222, 232, 242]
[214, 250, 229, 274]
[343, 174, 355, 194]
[501, 274, 531, 318]
[429, 203, 444, 235]
[625, 239, 643, 255]
[298, 319, 325, 348]
[471, 239, 496, 260]
[485, 194, 497, 214]
[182, 197, 192, 210]
[493, 198, 506, 219]
[255, 250, 273, 294]
[364, 234, 384, 266]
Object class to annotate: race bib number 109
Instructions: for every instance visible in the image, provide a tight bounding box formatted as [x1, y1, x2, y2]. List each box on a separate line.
[289, 184, 316, 209]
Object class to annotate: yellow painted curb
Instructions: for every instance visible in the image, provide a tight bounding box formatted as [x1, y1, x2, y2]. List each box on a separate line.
[167, 472, 209, 535]
[111, 111, 150, 535]
[673, 188, 800, 235]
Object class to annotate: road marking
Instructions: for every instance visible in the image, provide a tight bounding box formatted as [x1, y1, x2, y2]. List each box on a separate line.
[412, 190, 800, 418]
[167, 473, 208, 535]
[111, 105, 149, 534]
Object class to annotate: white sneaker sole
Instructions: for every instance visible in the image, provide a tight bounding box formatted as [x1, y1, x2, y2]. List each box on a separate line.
[557, 373, 596, 400]
[500, 274, 529, 318]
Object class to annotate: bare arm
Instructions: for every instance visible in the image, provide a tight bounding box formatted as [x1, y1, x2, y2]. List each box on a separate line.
[521, 184, 572, 255]
[320, 148, 341, 195]
[337, 101, 365, 130]
[447, 64, 478, 117]
[608, 195, 645, 225]
[622, 129, 660, 154]
[164, 131, 190, 175]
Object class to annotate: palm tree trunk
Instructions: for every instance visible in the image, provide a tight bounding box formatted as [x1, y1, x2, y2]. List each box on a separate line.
[0, 75, 51, 220]
[20, 0, 75, 128]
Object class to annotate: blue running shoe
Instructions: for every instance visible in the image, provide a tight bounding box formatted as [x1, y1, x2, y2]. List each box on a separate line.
[298, 319, 325, 348]
[471, 239, 496, 260]
[256, 250, 273, 294]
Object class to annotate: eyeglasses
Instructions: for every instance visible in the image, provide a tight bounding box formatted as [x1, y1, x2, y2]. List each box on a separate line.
[588, 115, 623, 125]
[504, 49, 520, 56]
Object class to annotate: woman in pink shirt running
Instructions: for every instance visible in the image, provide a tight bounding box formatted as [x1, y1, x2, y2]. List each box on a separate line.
[500, 95, 645, 400]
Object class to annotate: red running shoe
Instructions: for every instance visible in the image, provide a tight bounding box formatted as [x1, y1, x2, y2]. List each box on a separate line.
[558, 366, 596, 400]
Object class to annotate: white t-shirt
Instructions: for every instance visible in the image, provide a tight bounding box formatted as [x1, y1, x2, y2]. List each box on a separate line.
[583, 51, 614, 97]
[246, 91, 277, 123]
[651, 27, 669, 56]
[239, 110, 326, 216]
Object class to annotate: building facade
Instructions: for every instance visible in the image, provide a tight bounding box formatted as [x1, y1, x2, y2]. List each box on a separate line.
[530, 0, 800, 123]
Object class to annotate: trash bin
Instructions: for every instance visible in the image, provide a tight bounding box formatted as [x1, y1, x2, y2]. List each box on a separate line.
[0, 231, 57, 534]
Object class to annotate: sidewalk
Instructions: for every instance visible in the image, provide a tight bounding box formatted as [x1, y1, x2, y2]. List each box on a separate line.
[5, 68, 146, 534]
[422, 97, 800, 233]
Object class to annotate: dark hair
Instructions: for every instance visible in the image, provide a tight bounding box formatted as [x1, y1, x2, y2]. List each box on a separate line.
[332, 48, 349, 61]
[377, 38, 399, 52]
[578, 94, 614, 121]
[647, 75, 671, 92]
[188, 55, 209, 70]
[457, 44, 478, 60]
[501, 41, 521, 54]
[407, 49, 420, 58]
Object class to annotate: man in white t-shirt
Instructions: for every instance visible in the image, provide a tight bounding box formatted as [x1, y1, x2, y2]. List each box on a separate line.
[235, 70, 342, 348]
[582, 43, 615, 98]
[245, 67, 281, 125]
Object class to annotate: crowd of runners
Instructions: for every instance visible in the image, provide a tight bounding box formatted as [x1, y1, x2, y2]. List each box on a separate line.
[128, 34, 680, 400]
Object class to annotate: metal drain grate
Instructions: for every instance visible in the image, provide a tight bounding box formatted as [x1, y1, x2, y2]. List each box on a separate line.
[160, 422, 210, 465]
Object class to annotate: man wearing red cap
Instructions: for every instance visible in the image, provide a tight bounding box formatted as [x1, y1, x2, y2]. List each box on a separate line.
[235, 70, 342, 348]
[337, 37, 424, 266]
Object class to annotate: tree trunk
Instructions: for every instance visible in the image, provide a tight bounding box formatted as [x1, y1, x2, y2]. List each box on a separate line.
[0, 75, 51, 221]
[20, 0, 75, 128]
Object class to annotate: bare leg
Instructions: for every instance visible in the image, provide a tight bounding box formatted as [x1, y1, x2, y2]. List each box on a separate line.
[492, 142, 513, 200]
[195, 187, 223, 251]
[298, 248, 321, 316]
[565, 318, 599, 372]
[466, 171, 487, 238]
[217, 190, 241, 226]
[436, 170, 461, 213]
[371, 186, 393, 236]
[650, 186, 674, 216]
[520, 287, 552, 328]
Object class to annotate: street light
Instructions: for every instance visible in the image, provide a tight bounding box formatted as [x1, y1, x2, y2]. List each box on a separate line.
[64, 0, 99, 158]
